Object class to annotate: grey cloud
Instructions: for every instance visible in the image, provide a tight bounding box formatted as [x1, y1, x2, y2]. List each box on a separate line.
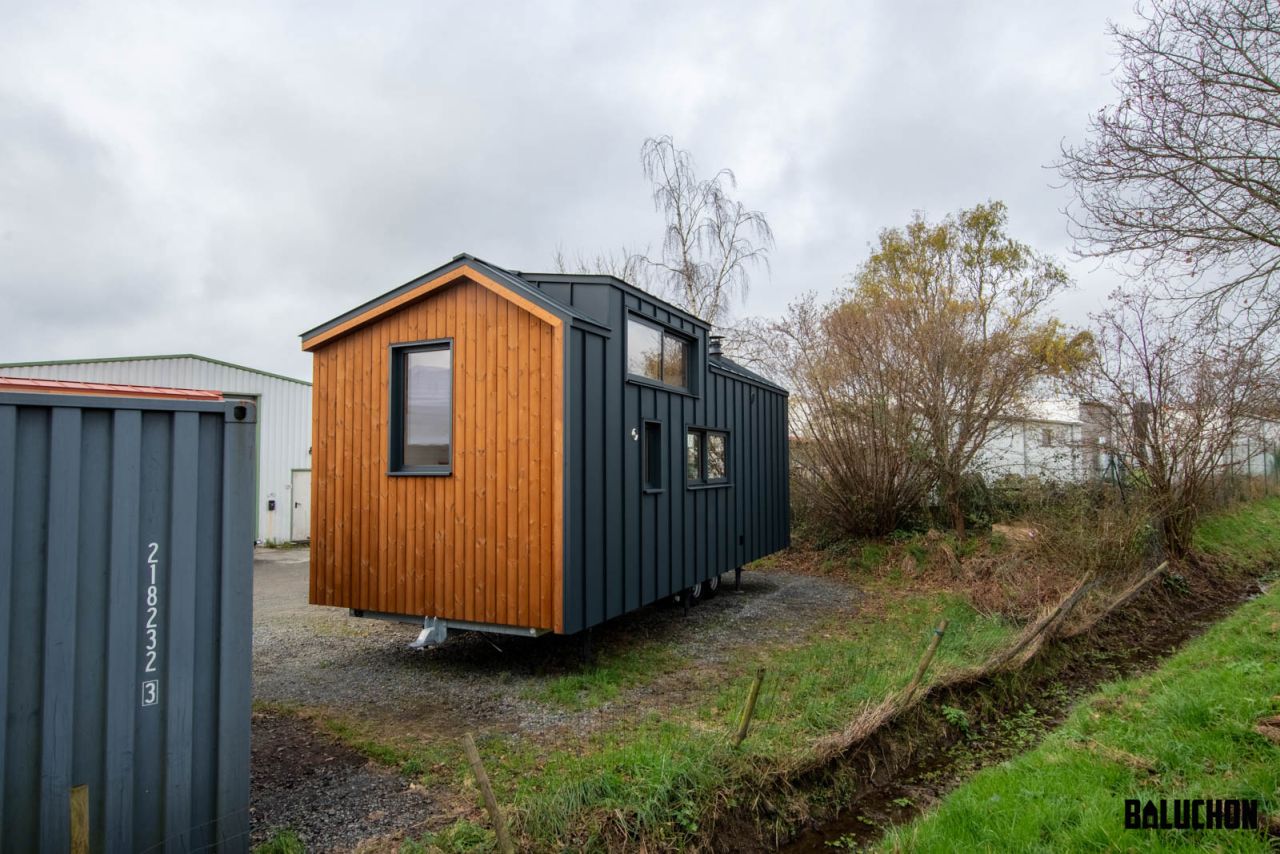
[1, 0, 1136, 379]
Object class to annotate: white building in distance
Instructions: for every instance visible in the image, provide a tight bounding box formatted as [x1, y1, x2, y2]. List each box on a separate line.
[0, 354, 312, 543]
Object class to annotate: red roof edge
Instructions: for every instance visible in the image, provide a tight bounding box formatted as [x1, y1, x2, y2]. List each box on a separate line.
[0, 376, 225, 401]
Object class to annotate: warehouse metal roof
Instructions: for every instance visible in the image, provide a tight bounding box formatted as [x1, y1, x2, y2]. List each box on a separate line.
[0, 353, 310, 386]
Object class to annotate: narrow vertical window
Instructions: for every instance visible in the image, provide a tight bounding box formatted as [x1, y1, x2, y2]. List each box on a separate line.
[643, 421, 663, 491]
[686, 430, 702, 482]
[391, 341, 452, 473]
[661, 332, 689, 389]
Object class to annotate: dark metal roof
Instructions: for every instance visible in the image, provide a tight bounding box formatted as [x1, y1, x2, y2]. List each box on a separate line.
[299, 253, 599, 342]
[513, 270, 712, 330]
[709, 354, 789, 395]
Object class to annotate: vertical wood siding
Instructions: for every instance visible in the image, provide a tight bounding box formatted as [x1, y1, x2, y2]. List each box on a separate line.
[309, 278, 563, 631]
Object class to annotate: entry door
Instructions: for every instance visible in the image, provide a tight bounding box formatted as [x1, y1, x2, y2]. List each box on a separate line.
[291, 469, 311, 541]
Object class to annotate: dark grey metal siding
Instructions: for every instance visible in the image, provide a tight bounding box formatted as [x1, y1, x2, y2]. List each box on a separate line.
[549, 278, 790, 634]
[0, 392, 256, 852]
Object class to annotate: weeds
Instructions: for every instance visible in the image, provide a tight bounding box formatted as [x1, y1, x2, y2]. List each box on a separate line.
[939, 705, 971, 738]
[252, 829, 303, 854]
[521, 642, 680, 710]
[403, 820, 495, 854]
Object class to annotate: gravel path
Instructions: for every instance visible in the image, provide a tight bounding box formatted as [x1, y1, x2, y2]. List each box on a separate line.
[253, 549, 858, 732]
[250, 547, 859, 848]
[250, 710, 435, 851]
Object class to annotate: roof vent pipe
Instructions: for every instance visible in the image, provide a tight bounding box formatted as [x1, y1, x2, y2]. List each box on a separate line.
[708, 336, 723, 357]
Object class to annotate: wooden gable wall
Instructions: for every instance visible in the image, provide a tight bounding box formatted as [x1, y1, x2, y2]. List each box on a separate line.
[308, 276, 564, 630]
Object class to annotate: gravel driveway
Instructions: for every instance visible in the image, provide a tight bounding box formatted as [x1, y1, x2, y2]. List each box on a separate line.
[250, 546, 859, 849]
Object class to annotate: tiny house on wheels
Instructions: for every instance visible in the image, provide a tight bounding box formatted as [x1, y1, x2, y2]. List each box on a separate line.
[301, 254, 789, 643]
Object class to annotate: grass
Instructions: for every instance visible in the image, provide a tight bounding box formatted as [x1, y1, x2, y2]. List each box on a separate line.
[1195, 495, 1280, 567]
[402, 820, 496, 854]
[252, 829, 304, 854]
[311, 589, 1011, 850]
[520, 641, 681, 710]
[421, 593, 1014, 850]
[877, 579, 1280, 851]
[308, 497, 1280, 850]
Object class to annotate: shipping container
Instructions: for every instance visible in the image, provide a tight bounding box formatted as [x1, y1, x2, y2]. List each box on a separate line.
[0, 383, 256, 853]
[300, 254, 789, 641]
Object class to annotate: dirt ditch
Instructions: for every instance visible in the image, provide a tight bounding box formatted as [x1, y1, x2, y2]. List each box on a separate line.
[743, 563, 1272, 853]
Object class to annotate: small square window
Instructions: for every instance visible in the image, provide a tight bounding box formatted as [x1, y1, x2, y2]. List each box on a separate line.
[687, 429, 729, 485]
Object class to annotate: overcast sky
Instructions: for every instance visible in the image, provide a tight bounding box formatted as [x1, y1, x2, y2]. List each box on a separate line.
[1, 0, 1137, 381]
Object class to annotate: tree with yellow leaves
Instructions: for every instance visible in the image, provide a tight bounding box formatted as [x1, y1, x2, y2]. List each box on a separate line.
[846, 201, 1092, 533]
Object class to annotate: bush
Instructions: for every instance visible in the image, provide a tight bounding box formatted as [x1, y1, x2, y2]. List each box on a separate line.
[1022, 487, 1156, 583]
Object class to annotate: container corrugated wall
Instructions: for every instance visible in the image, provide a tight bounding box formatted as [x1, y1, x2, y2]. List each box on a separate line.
[0, 391, 256, 853]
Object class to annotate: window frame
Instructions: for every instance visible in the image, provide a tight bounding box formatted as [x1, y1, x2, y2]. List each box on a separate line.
[642, 419, 665, 494]
[625, 312, 697, 395]
[388, 338, 454, 476]
[705, 430, 729, 484]
[685, 427, 731, 488]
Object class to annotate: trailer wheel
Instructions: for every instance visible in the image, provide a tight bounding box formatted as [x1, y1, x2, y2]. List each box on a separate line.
[688, 581, 705, 603]
[703, 573, 721, 599]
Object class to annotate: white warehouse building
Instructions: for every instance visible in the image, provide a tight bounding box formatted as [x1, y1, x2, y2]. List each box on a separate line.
[0, 354, 312, 543]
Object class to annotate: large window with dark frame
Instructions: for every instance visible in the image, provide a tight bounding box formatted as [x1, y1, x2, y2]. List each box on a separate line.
[686, 428, 728, 485]
[627, 316, 691, 391]
[390, 340, 452, 474]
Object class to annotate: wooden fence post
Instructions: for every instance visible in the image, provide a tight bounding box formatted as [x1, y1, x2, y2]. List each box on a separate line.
[902, 619, 948, 704]
[733, 668, 767, 748]
[462, 733, 515, 854]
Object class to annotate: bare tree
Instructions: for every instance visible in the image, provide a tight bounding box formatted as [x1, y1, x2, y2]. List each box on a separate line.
[768, 295, 935, 537]
[551, 136, 773, 326]
[639, 136, 774, 326]
[551, 245, 653, 287]
[1058, 0, 1280, 326]
[1078, 289, 1270, 558]
[851, 202, 1089, 534]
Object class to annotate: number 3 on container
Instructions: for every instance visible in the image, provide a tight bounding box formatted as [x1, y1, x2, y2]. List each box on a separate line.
[141, 541, 161, 708]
